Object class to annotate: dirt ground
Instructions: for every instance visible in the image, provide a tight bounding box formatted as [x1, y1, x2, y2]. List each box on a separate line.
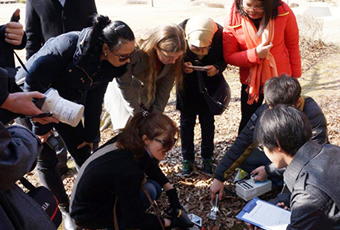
[1, 0, 340, 229]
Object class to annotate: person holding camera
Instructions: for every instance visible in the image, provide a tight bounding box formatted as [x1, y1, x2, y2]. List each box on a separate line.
[0, 9, 57, 125]
[104, 23, 186, 130]
[0, 11, 57, 229]
[17, 14, 136, 230]
[177, 16, 227, 176]
[0, 120, 57, 230]
[70, 112, 193, 230]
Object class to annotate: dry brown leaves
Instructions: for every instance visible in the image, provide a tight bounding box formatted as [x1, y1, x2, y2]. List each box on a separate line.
[19, 40, 340, 230]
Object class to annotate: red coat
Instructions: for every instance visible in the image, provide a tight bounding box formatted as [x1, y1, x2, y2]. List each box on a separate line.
[223, 1, 301, 85]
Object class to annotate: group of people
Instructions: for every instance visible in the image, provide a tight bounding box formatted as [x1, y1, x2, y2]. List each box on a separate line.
[0, 0, 339, 229]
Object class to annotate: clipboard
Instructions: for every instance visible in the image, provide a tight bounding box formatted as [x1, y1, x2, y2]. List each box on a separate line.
[236, 197, 291, 230]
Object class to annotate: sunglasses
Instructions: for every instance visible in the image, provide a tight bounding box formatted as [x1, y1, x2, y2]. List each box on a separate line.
[242, 5, 264, 12]
[152, 137, 177, 149]
[113, 49, 137, 62]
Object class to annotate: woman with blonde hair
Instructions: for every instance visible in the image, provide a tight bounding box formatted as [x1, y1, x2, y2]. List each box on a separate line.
[104, 23, 186, 129]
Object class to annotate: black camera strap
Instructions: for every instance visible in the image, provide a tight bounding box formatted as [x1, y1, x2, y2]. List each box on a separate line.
[13, 51, 48, 92]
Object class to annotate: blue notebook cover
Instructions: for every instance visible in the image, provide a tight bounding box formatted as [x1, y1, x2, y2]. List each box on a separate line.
[236, 197, 291, 230]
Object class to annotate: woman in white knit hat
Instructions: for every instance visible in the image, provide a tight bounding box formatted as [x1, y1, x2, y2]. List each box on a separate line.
[177, 16, 228, 177]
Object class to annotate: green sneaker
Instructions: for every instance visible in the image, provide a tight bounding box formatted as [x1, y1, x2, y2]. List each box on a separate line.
[202, 159, 213, 176]
[181, 160, 194, 177]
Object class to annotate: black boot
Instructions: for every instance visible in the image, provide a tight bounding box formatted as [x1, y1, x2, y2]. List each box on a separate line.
[58, 202, 78, 230]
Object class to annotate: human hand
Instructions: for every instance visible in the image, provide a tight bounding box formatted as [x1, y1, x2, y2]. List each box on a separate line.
[2, 91, 58, 124]
[255, 42, 273, 59]
[206, 65, 219, 77]
[210, 179, 224, 203]
[5, 9, 24, 46]
[246, 222, 261, 230]
[33, 116, 59, 125]
[169, 209, 193, 229]
[251, 166, 268, 181]
[37, 130, 53, 143]
[77, 141, 93, 151]
[164, 218, 172, 227]
[183, 62, 194, 74]
[276, 202, 290, 210]
[166, 188, 181, 211]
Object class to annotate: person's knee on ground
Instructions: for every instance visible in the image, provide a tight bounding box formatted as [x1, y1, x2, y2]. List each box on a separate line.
[140, 180, 162, 210]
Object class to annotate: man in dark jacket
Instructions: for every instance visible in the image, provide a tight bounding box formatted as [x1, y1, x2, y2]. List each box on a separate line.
[0, 13, 56, 227]
[25, 0, 97, 60]
[252, 105, 340, 229]
[0, 122, 57, 230]
[210, 75, 328, 202]
[0, 9, 56, 125]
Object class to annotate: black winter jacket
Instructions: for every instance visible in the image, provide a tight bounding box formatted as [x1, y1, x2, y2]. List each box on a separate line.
[25, 0, 97, 60]
[0, 24, 27, 124]
[19, 28, 127, 142]
[70, 142, 169, 229]
[0, 122, 56, 230]
[0, 25, 27, 71]
[177, 19, 227, 114]
[214, 96, 328, 182]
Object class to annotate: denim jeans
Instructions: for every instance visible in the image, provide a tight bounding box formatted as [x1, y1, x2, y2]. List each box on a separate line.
[180, 112, 215, 162]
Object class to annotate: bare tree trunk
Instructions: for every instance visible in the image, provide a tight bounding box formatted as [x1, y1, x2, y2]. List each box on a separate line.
[151, 0, 154, 7]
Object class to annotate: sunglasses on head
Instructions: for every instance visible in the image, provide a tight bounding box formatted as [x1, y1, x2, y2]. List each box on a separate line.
[113, 49, 137, 62]
[152, 137, 177, 149]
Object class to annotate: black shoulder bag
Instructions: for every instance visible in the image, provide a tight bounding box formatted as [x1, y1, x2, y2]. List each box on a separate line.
[197, 71, 231, 115]
[20, 177, 62, 228]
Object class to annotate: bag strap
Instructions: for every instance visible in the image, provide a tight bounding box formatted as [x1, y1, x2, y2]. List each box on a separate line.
[196, 71, 207, 94]
[19, 177, 36, 191]
[13, 50, 48, 92]
[113, 196, 119, 230]
[141, 186, 165, 230]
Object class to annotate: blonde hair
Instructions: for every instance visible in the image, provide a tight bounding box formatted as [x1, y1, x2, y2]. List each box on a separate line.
[138, 24, 186, 104]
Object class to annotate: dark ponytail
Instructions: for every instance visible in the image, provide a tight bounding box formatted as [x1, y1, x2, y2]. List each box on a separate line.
[84, 14, 135, 60]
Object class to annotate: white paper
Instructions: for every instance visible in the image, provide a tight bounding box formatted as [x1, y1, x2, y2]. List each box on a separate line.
[242, 199, 291, 230]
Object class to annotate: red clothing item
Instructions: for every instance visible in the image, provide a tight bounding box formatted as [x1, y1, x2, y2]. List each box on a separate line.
[223, 1, 301, 85]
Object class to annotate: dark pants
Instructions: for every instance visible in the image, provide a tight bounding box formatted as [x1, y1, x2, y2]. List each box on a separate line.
[107, 179, 162, 230]
[180, 112, 215, 162]
[15, 117, 69, 170]
[37, 122, 91, 203]
[239, 84, 264, 134]
[240, 148, 284, 186]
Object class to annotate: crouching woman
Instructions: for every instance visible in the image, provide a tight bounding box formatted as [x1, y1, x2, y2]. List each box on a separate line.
[70, 112, 193, 230]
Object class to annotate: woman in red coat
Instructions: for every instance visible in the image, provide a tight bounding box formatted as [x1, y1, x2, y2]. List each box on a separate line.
[223, 0, 301, 133]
